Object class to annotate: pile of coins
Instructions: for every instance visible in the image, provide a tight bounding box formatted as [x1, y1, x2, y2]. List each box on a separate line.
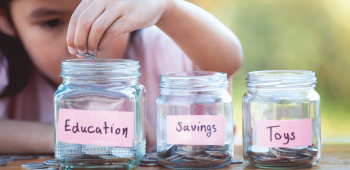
[21, 159, 60, 170]
[0, 155, 59, 169]
[0, 155, 37, 167]
[139, 153, 159, 166]
[158, 145, 232, 166]
[246, 145, 319, 166]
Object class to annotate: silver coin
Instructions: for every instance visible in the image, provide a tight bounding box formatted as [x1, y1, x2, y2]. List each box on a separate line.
[140, 157, 158, 163]
[46, 168, 60, 170]
[0, 161, 6, 166]
[282, 146, 308, 151]
[230, 159, 244, 164]
[204, 151, 225, 156]
[44, 159, 58, 163]
[259, 155, 284, 161]
[22, 163, 45, 167]
[145, 153, 157, 159]
[0, 158, 14, 162]
[303, 147, 318, 155]
[269, 148, 298, 157]
[44, 162, 60, 166]
[139, 157, 159, 166]
[24, 165, 49, 169]
[301, 151, 317, 157]
[247, 145, 270, 155]
[76, 53, 96, 60]
[288, 155, 311, 163]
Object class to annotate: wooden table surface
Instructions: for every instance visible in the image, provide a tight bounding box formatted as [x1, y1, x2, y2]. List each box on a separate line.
[1, 144, 349, 170]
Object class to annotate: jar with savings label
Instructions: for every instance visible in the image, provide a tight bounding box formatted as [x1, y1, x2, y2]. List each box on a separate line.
[54, 59, 146, 169]
[156, 71, 234, 169]
[242, 70, 321, 169]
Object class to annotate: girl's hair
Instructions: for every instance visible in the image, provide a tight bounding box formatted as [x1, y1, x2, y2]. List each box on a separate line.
[0, 0, 32, 98]
[0, 0, 138, 98]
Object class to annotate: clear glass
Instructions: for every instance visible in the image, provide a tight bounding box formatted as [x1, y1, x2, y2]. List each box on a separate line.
[156, 71, 234, 169]
[242, 70, 321, 169]
[54, 59, 146, 169]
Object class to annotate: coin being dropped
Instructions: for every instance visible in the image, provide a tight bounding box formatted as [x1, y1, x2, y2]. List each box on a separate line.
[76, 52, 96, 60]
[0, 161, 6, 166]
[230, 159, 244, 164]
[21, 163, 45, 167]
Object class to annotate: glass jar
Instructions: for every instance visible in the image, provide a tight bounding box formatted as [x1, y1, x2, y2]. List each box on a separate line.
[54, 59, 146, 169]
[242, 70, 321, 169]
[156, 71, 234, 169]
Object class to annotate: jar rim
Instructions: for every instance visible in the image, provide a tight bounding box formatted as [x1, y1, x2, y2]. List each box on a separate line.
[246, 70, 316, 89]
[161, 71, 227, 78]
[248, 70, 314, 76]
[159, 71, 228, 90]
[62, 59, 139, 66]
[60, 59, 140, 78]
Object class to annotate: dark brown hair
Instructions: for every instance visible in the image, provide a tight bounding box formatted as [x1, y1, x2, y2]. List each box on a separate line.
[0, 0, 32, 98]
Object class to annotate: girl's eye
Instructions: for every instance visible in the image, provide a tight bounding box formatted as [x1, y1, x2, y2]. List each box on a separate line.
[42, 19, 62, 28]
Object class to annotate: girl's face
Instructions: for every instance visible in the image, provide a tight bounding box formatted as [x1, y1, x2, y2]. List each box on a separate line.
[6, 0, 129, 85]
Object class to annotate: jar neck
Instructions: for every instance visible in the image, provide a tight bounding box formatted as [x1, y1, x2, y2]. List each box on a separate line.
[62, 77, 139, 86]
[60, 59, 140, 86]
[246, 70, 316, 92]
[159, 71, 228, 91]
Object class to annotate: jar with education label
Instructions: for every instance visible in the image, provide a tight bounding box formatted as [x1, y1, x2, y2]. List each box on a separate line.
[242, 70, 321, 169]
[156, 71, 234, 169]
[54, 59, 146, 169]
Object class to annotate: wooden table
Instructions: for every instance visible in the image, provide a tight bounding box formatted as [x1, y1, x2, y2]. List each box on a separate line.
[1, 145, 349, 170]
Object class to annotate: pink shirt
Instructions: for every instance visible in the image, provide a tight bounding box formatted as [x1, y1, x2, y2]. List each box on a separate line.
[0, 26, 193, 135]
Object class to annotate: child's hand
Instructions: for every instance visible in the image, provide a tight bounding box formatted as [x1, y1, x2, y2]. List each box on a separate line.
[67, 0, 168, 55]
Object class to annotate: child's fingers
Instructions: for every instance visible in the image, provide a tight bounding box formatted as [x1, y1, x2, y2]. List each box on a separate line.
[66, 0, 93, 54]
[87, 9, 123, 54]
[74, 1, 106, 54]
[97, 17, 129, 53]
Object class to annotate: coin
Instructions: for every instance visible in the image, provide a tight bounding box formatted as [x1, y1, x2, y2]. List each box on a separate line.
[24, 165, 49, 169]
[21, 163, 45, 167]
[44, 159, 58, 163]
[0, 158, 14, 162]
[44, 162, 60, 167]
[158, 144, 232, 167]
[282, 146, 308, 151]
[0, 161, 6, 166]
[139, 157, 159, 166]
[145, 153, 157, 159]
[230, 159, 244, 164]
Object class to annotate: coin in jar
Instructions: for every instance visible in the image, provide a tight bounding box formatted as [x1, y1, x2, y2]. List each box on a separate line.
[139, 157, 159, 166]
[230, 159, 244, 164]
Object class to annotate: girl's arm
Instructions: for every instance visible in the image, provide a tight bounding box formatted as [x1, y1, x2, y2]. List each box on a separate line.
[157, 1, 243, 76]
[67, 0, 243, 76]
[0, 120, 54, 154]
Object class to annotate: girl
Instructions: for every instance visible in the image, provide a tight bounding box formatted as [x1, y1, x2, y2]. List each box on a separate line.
[0, 0, 242, 154]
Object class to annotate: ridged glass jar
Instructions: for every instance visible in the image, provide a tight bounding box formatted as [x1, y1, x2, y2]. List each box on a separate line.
[242, 70, 321, 169]
[54, 59, 146, 169]
[156, 71, 234, 169]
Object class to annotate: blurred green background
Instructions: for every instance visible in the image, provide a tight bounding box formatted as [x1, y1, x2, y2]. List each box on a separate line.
[188, 0, 350, 144]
